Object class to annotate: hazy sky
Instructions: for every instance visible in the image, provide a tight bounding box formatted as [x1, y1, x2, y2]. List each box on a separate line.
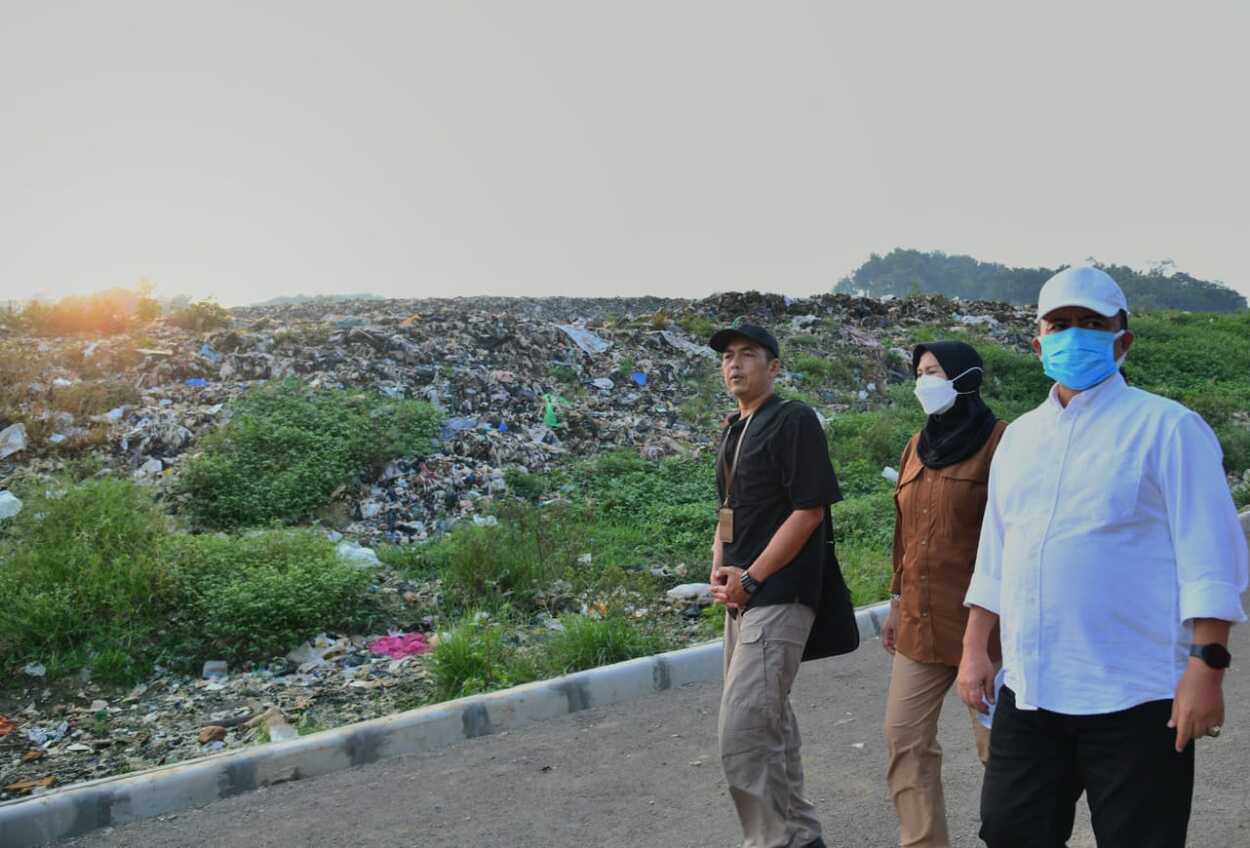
[3, 1, 1247, 306]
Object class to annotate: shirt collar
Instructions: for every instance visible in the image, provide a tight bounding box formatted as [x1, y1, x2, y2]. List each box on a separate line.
[1046, 372, 1127, 417]
[727, 392, 780, 427]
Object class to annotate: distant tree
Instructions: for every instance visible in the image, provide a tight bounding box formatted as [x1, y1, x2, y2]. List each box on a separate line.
[835, 249, 1246, 312]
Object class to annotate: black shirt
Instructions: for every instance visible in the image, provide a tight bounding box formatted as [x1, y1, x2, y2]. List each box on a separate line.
[715, 395, 843, 611]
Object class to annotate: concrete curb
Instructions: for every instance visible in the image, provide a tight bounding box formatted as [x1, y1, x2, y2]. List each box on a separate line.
[0, 602, 893, 847]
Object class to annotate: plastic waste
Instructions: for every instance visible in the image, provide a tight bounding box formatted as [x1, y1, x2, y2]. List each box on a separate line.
[556, 324, 611, 355]
[881, 467, 899, 485]
[631, 371, 648, 387]
[0, 491, 22, 520]
[367, 633, 430, 659]
[185, 377, 207, 387]
[337, 540, 382, 567]
[0, 423, 28, 460]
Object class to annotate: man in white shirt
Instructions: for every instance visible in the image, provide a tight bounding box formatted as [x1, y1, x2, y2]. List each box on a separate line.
[957, 266, 1249, 847]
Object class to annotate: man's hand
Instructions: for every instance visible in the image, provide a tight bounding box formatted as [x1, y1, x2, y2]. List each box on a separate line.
[711, 566, 749, 609]
[1168, 660, 1225, 752]
[957, 647, 996, 713]
[882, 602, 899, 655]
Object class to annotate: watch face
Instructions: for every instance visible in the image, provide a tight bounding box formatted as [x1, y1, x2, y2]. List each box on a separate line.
[1199, 644, 1232, 669]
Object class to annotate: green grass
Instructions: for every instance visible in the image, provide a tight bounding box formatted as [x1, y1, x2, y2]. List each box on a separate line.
[179, 380, 441, 529]
[161, 529, 375, 666]
[0, 478, 173, 681]
[543, 613, 672, 675]
[429, 615, 538, 700]
[0, 477, 382, 683]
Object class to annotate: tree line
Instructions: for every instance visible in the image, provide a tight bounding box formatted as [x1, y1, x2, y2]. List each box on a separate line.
[835, 249, 1247, 312]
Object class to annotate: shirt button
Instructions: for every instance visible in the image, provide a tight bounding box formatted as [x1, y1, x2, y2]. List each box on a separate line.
[921, 574, 928, 581]
[921, 610, 929, 617]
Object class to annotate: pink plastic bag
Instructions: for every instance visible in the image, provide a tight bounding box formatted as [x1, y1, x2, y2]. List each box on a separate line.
[367, 633, 430, 659]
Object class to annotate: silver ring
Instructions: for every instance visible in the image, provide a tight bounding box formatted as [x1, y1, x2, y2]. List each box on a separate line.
[1208, 725, 1222, 738]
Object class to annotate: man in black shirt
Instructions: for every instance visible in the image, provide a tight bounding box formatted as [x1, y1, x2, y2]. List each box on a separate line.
[708, 323, 841, 848]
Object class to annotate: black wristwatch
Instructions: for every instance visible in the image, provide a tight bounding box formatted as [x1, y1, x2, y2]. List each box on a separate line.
[1189, 643, 1232, 670]
[740, 571, 762, 595]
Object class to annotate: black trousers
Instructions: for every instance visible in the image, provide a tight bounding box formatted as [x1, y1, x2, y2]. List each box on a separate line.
[979, 687, 1194, 848]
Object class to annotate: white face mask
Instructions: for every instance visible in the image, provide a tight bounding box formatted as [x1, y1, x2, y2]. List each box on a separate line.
[913, 366, 982, 416]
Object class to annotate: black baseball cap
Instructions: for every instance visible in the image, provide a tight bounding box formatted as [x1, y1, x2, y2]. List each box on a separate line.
[708, 323, 780, 359]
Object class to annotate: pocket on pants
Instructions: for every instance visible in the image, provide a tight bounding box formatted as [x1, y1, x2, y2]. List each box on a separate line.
[721, 624, 773, 749]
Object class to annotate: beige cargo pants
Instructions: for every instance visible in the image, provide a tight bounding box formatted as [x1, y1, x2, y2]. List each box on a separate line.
[884, 652, 992, 847]
[720, 602, 820, 848]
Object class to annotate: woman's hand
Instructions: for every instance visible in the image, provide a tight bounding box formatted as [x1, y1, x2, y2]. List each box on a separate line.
[882, 602, 899, 655]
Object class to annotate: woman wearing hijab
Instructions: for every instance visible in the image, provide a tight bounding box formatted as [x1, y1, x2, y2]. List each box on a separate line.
[881, 341, 1006, 848]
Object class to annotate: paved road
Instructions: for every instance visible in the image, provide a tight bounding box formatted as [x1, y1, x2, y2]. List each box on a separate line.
[65, 599, 1250, 848]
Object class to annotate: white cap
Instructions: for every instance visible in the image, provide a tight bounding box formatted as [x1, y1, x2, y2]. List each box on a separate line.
[1037, 266, 1128, 320]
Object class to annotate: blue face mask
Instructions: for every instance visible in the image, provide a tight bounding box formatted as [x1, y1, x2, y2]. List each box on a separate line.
[1039, 327, 1125, 390]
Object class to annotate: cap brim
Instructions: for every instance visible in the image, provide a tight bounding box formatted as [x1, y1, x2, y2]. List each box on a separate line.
[1038, 297, 1125, 320]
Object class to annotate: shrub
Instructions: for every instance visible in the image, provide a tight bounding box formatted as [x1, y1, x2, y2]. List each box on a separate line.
[440, 502, 584, 612]
[790, 353, 834, 381]
[168, 300, 231, 332]
[179, 380, 440, 528]
[571, 451, 715, 564]
[161, 529, 374, 666]
[17, 289, 144, 336]
[543, 613, 670, 675]
[49, 380, 141, 418]
[430, 615, 537, 699]
[0, 478, 174, 679]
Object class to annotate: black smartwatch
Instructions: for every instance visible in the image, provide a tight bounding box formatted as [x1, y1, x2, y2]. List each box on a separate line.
[1189, 643, 1232, 670]
[740, 571, 762, 595]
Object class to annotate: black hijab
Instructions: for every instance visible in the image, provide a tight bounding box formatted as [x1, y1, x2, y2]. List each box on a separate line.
[913, 341, 998, 469]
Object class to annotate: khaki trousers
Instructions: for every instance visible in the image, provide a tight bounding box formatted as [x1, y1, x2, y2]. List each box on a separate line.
[720, 602, 819, 848]
[884, 651, 991, 848]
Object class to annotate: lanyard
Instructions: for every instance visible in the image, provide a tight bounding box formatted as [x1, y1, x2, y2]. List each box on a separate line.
[721, 411, 756, 507]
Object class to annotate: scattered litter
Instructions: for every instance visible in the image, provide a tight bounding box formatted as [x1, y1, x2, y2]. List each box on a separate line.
[367, 633, 430, 659]
[659, 330, 717, 360]
[556, 324, 611, 355]
[881, 467, 899, 485]
[337, 540, 382, 568]
[0, 423, 28, 460]
[666, 583, 715, 606]
[202, 660, 229, 681]
[184, 377, 208, 387]
[22, 662, 46, 678]
[0, 491, 22, 520]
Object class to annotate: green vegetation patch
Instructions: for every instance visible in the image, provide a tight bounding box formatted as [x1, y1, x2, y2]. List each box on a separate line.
[543, 612, 672, 675]
[179, 380, 441, 529]
[0, 478, 173, 683]
[0, 477, 382, 684]
[162, 529, 374, 665]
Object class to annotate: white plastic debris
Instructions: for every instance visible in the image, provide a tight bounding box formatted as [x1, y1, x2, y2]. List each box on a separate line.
[23, 662, 47, 678]
[881, 467, 899, 485]
[0, 491, 22, 520]
[336, 540, 381, 568]
[556, 324, 611, 355]
[659, 330, 718, 360]
[0, 423, 28, 460]
[666, 583, 715, 606]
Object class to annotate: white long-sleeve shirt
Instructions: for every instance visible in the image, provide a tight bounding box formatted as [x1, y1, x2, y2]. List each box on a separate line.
[965, 373, 1248, 714]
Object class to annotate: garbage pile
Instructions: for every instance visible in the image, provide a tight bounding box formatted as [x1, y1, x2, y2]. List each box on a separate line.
[0, 292, 1037, 540]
